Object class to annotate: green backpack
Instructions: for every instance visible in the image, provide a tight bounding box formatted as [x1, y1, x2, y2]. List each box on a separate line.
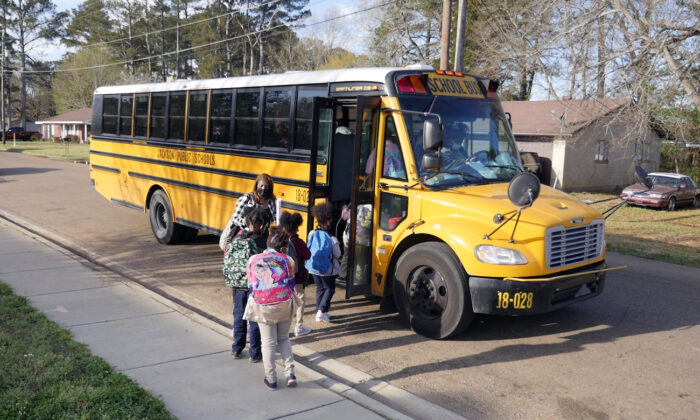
[223, 236, 259, 289]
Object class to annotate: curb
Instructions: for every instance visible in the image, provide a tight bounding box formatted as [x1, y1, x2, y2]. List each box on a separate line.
[0, 208, 466, 420]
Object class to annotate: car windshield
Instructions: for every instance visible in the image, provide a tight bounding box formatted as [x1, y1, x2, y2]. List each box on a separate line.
[650, 176, 678, 188]
[398, 96, 523, 189]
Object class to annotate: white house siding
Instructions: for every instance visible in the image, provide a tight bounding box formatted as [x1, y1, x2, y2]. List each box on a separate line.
[561, 119, 661, 192]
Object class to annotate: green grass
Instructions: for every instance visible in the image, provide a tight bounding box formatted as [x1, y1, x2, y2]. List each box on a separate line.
[572, 192, 700, 268]
[0, 281, 175, 419]
[0, 140, 89, 162]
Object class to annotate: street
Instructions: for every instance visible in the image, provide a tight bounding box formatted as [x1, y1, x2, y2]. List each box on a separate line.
[1, 152, 699, 419]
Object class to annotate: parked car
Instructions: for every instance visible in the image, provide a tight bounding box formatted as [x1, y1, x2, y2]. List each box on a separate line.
[3, 126, 41, 140]
[620, 172, 700, 211]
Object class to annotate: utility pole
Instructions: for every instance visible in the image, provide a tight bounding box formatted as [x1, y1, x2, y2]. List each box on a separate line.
[1, 4, 5, 145]
[454, 0, 467, 72]
[440, 0, 451, 70]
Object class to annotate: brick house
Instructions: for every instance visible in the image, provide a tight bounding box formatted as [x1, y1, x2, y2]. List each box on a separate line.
[502, 98, 662, 192]
[36, 108, 92, 143]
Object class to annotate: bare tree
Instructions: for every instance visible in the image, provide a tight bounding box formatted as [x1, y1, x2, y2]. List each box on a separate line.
[7, 0, 65, 130]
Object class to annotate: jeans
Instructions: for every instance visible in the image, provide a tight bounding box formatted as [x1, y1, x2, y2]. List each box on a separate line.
[258, 320, 294, 383]
[312, 274, 336, 313]
[293, 283, 306, 329]
[232, 289, 261, 358]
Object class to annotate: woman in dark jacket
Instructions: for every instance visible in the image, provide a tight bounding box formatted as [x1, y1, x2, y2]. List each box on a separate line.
[220, 173, 276, 251]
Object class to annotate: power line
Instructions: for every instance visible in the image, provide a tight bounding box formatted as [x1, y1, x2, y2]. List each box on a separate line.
[64, 0, 285, 50]
[18, 0, 399, 75]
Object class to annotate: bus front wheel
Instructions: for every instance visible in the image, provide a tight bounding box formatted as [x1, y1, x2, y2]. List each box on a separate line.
[149, 190, 184, 244]
[393, 242, 473, 339]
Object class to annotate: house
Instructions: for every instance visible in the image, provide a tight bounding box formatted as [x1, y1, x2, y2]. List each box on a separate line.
[35, 108, 92, 143]
[502, 98, 662, 192]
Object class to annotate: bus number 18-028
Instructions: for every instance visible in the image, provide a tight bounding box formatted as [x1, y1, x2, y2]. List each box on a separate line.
[496, 291, 534, 309]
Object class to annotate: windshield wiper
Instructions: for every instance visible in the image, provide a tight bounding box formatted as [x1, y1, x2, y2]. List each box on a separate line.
[438, 171, 487, 184]
[485, 164, 522, 172]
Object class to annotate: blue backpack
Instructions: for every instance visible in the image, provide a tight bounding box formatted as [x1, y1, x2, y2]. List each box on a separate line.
[305, 229, 333, 274]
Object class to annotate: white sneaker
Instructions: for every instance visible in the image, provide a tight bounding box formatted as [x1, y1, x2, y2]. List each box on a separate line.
[315, 310, 323, 322]
[322, 312, 331, 323]
[295, 325, 312, 337]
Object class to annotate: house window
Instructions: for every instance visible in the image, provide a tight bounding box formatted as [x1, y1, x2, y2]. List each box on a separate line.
[595, 140, 608, 163]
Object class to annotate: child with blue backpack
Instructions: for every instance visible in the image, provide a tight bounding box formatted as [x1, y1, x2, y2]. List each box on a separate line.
[306, 202, 341, 323]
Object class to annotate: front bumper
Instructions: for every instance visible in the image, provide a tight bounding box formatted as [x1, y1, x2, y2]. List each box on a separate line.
[469, 262, 625, 315]
[623, 196, 667, 208]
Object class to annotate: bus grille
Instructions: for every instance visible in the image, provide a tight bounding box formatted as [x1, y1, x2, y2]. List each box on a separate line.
[546, 220, 604, 269]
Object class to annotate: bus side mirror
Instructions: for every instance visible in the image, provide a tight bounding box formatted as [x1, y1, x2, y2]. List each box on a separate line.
[423, 119, 443, 152]
[422, 152, 442, 172]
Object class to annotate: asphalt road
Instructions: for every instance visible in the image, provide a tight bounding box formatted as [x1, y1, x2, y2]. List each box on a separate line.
[1, 151, 698, 419]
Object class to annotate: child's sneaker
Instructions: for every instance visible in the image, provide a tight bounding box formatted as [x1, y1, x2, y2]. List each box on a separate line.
[315, 310, 323, 322]
[322, 312, 331, 323]
[294, 325, 312, 337]
[287, 374, 297, 387]
[264, 378, 277, 390]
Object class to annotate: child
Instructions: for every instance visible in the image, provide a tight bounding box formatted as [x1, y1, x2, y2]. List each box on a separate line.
[222, 207, 267, 362]
[244, 226, 297, 390]
[306, 202, 341, 323]
[280, 212, 312, 337]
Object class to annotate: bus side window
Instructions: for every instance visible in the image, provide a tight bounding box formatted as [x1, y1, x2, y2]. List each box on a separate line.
[379, 193, 407, 231]
[102, 95, 119, 135]
[134, 94, 149, 137]
[209, 90, 232, 144]
[187, 90, 208, 143]
[234, 89, 260, 147]
[263, 87, 292, 149]
[168, 92, 186, 141]
[150, 94, 167, 139]
[381, 116, 407, 180]
[119, 94, 133, 137]
[358, 108, 378, 192]
[295, 86, 326, 151]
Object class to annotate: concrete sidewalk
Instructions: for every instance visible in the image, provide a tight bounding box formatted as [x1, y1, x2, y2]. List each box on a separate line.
[0, 219, 412, 420]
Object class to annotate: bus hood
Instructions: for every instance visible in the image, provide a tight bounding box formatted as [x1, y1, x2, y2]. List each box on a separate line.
[415, 183, 605, 277]
[420, 183, 602, 232]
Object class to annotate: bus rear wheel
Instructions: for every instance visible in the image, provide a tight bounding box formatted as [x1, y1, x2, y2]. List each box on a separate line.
[392, 242, 474, 339]
[149, 189, 184, 244]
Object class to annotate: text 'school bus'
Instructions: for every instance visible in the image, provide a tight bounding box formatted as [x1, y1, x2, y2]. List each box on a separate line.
[90, 65, 620, 339]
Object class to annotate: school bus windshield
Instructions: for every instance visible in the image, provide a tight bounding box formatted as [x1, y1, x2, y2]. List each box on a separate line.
[399, 96, 523, 188]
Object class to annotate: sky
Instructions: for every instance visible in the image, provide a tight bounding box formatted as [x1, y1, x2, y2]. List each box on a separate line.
[46, 0, 367, 62]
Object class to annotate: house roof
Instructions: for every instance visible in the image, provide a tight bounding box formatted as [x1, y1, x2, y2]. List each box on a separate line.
[36, 108, 92, 124]
[502, 98, 629, 137]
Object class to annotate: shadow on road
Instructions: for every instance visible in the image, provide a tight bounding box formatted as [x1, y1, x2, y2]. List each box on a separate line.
[0, 167, 60, 177]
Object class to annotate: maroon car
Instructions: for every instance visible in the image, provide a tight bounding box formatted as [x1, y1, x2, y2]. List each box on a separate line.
[620, 172, 700, 211]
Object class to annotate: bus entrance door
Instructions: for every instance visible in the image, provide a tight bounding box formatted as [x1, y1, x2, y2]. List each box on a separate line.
[346, 96, 381, 298]
[307, 97, 337, 233]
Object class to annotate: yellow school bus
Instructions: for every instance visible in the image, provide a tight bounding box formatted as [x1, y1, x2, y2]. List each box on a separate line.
[90, 66, 616, 338]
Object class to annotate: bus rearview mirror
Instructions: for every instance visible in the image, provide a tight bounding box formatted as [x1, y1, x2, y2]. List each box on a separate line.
[423, 119, 443, 152]
[422, 152, 442, 172]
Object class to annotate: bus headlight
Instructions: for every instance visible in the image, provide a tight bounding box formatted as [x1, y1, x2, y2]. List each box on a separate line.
[475, 245, 528, 265]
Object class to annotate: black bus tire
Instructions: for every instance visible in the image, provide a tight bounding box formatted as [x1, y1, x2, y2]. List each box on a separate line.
[149, 189, 184, 244]
[392, 242, 474, 339]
